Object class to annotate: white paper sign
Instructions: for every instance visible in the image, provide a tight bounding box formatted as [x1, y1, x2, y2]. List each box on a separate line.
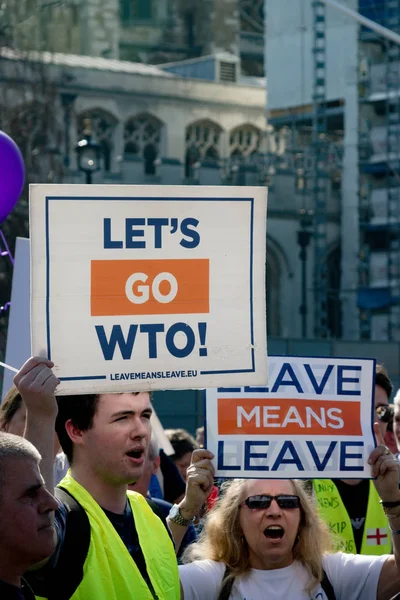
[2, 237, 31, 399]
[30, 184, 268, 394]
[206, 355, 376, 479]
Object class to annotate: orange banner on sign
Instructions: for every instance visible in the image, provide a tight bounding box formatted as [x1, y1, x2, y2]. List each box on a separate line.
[91, 258, 209, 316]
[217, 397, 361, 436]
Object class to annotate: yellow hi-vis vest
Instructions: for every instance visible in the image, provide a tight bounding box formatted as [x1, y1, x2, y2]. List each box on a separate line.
[313, 479, 391, 555]
[37, 473, 180, 600]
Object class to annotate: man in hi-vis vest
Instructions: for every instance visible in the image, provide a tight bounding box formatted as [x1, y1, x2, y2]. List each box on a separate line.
[313, 364, 394, 555]
[15, 356, 214, 600]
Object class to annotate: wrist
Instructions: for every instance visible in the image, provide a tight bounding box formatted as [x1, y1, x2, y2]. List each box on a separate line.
[380, 497, 400, 517]
[26, 408, 58, 421]
[168, 503, 195, 527]
[380, 495, 400, 506]
[384, 507, 400, 519]
[177, 501, 198, 522]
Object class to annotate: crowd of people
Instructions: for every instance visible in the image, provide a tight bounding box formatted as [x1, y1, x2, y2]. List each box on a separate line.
[1, 356, 400, 599]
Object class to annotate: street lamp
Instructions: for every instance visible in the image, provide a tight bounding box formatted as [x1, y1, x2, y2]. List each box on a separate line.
[75, 119, 102, 184]
[297, 208, 314, 338]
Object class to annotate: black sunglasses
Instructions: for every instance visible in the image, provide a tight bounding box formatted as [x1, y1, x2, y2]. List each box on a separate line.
[244, 494, 300, 510]
[376, 404, 394, 423]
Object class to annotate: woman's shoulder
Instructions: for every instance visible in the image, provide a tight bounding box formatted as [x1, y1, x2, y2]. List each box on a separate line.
[179, 560, 226, 600]
[323, 551, 387, 568]
[322, 551, 363, 574]
[179, 559, 225, 575]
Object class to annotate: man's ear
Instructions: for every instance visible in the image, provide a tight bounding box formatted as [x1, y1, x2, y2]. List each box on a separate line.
[65, 419, 85, 447]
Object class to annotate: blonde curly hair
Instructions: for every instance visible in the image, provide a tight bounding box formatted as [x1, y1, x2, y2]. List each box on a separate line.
[183, 478, 332, 594]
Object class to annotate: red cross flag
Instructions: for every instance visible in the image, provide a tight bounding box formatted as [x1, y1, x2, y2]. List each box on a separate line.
[366, 528, 388, 546]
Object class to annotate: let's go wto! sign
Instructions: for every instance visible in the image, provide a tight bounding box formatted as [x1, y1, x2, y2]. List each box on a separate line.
[205, 356, 377, 479]
[29, 184, 268, 394]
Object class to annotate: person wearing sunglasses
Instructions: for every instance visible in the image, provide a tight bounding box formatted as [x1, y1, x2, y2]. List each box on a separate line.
[178, 426, 400, 600]
[312, 363, 395, 556]
[392, 390, 400, 460]
[383, 406, 399, 457]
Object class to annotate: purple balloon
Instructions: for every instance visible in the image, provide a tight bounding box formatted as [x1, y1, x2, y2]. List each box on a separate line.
[0, 131, 25, 222]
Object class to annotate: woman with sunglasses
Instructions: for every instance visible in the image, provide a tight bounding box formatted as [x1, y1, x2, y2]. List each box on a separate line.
[178, 424, 400, 600]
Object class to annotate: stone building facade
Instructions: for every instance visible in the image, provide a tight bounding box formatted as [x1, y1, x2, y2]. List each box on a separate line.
[0, 44, 325, 339]
[2, 0, 263, 75]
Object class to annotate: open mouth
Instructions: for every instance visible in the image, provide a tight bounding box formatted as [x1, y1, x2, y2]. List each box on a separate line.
[126, 448, 145, 460]
[264, 526, 284, 539]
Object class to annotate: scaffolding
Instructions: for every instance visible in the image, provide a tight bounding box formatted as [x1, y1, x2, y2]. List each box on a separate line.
[358, 0, 400, 340]
[312, 1, 330, 338]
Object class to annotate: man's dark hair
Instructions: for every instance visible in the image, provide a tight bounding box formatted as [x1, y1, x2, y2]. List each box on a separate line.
[55, 394, 100, 464]
[0, 386, 23, 431]
[375, 363, 393, 401]
[164, 428, 198, 461]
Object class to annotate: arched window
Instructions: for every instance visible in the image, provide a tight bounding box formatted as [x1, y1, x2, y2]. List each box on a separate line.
[185, 120, 222, 164]
[229, 124, 262, 157]
[9, 102, 62, 179]
[77, 109, 118, 172]
[124, 114, 163, 173]
[9, 103, 45, 159]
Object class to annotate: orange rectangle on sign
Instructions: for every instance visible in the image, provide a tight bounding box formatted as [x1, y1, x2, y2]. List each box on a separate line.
[217, 397, 362, 436]
[91, 258, 209, 316]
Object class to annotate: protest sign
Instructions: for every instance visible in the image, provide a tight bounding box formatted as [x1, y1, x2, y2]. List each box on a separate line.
[2, 237, 30, 399]
[205, 355, 376, 479]
[30, 184, 268, 394]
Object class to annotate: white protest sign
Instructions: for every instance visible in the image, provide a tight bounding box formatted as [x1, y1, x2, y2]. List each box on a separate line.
[2, 237, 31, 399]
[206, 355, 376, 479]
[150, 410, 174, 456]
[30, 184, 268, 394]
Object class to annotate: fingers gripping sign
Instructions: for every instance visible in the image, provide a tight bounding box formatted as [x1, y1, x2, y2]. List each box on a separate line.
[13, 357, 60, 494]
[179, 449, 215, 520]
[13, 356, 60, 417]
[369, 422, 400, 501]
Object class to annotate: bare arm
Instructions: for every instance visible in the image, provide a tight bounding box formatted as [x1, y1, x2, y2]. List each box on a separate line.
[167, 449, 214, 552]
[370, 423, 400, 600]
[14, 356, 59, 494]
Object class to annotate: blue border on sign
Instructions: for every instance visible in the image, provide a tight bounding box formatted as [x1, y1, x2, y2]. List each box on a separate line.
[204, 355, 377, 480]
[45, 195, 256, 381]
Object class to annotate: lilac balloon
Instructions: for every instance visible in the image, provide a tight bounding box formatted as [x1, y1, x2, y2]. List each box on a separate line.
[0, 131, 25, 222]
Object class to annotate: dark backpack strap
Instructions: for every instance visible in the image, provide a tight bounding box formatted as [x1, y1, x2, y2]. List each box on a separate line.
[217, 566, 235, 600]
[48, 487, 91, 600]
[24, 486, 91, 600]
[321, 568, 336, 600]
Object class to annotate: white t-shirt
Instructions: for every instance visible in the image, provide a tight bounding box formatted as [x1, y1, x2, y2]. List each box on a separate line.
[179, 552, 388, 600]
[53, 452, 69, 486]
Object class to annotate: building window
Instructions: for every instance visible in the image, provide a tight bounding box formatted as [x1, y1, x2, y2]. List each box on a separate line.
[185, 120, 222, 164]
[120, 0, 152, 23]
[124, 113, 163, 173]
[229, 124, 262, 157]
[77, 109, 118, 172]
